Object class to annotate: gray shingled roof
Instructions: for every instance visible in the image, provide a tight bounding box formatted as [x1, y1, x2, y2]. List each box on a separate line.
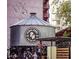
[11, 13, 52, 26]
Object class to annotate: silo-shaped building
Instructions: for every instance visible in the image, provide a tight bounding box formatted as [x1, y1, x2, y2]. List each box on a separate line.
[10, 13, 55, 47]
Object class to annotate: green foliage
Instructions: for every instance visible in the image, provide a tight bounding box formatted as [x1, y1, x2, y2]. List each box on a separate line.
[56, 1, 71, 25]
[63, 27, 71, 37]
[63, 31, 68, 37]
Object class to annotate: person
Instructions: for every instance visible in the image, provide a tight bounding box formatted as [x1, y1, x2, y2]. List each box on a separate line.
[41, 46, 47, 59]
[27, 51, 32, 59]
[26, 48, 33, 59]
[36, 46, 41, 59]
[33, 51, 37, 59]
[7, 49, 10, 59]
[23, 51, 28, 59]
[10, 53, 15, 59]
[13, 53, 18, 59]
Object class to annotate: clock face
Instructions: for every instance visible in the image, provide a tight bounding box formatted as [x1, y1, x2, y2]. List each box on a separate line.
[24, 28, 39, 42]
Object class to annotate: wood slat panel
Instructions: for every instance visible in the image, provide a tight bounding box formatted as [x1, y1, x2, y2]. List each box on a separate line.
[57, 48, 69, 59]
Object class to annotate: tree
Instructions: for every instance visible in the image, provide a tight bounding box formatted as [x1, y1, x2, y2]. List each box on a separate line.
[56, 1, 71, 25]
[51, 0, 71, 37]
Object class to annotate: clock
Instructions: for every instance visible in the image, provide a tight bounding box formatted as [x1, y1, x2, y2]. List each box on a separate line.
[24, 28, 39, 42]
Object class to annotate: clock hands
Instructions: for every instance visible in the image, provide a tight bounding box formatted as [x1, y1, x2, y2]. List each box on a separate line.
[29, 31, 35, 40]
